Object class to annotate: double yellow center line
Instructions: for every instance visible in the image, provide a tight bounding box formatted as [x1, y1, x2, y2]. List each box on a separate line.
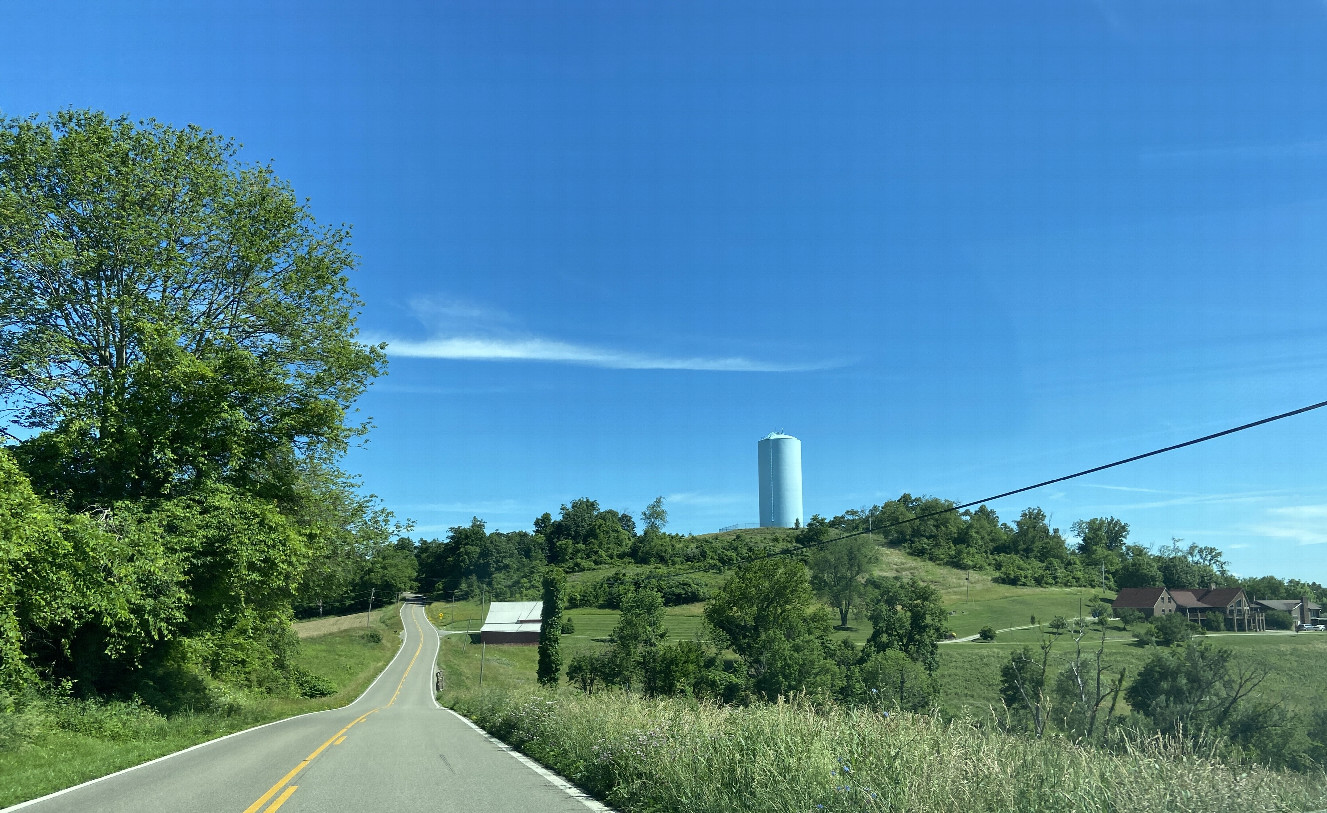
[240, 708, 378, 813]
[241, 606, 428, 812]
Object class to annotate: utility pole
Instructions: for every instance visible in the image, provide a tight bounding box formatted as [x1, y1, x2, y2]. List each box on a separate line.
[366, 588, 375, 627]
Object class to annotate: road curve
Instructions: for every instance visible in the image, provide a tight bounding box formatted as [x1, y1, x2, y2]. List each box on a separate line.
[6, 603, 604, 813]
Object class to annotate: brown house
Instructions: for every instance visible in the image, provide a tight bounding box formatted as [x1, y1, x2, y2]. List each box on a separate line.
[1113, 586, 1265, 631]
[1111, 587, 1176, 617]
[1169, 587, 1261, 631]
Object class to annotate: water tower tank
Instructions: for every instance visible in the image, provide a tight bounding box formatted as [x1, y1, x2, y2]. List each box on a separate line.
[758, 432, 803, 528]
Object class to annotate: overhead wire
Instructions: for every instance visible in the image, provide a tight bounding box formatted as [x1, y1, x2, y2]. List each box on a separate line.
[662, 397, 1327, 579]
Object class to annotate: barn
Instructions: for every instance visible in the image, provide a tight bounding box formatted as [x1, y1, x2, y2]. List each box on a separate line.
[479, 601, 543, 645]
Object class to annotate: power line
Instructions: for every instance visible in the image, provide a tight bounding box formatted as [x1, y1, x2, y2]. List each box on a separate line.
[666, 397, 1327, 578]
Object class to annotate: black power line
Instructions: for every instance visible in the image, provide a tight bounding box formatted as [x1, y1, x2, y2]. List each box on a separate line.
[667, 397, 1327, 578]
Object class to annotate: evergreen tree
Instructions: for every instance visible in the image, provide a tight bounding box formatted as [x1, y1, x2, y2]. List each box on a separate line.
[537, 568, 566, 686]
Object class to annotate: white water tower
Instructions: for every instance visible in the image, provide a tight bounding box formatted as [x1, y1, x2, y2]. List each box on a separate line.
[758, 432, 803, 528]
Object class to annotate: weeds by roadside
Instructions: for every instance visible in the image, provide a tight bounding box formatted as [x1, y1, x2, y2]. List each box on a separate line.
[450, 689, 1327, 813]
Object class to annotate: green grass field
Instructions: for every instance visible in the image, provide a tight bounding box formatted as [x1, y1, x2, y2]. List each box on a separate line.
[0, 604, 406, 808]
[432, 594, 1327, 734]
[938, 628, 1327, 719]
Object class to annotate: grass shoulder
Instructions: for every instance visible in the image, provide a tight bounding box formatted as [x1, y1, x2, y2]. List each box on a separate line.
[0, 603, 405, 808]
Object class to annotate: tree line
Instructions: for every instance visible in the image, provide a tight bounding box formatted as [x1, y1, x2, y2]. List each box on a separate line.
[822, 498, 1324, 600]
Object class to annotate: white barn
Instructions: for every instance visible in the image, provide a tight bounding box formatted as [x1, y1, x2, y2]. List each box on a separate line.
[479, 601, 543, 645]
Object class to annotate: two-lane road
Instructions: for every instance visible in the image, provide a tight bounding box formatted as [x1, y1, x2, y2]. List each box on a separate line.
[7, 604, 603, 812]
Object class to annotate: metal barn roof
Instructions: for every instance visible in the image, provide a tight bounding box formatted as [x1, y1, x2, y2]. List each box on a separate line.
[480, 601, 543, 634]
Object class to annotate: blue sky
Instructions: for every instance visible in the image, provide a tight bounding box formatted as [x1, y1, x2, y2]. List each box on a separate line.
[4, 1, 1327, 583]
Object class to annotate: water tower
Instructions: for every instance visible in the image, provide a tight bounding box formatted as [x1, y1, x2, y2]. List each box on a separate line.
[758, 432, 803, 528]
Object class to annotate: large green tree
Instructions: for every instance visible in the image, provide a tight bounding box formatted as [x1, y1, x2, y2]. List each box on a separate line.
[863, 576, 948, 673]
[809, 534, 878, 628]
[0, 110, 384, 507]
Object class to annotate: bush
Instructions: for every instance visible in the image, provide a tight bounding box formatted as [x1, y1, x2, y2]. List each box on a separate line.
[1265, 609, 1294, 630]
[977, 626, 996, 642]
[562, 617, 576, 635]
[1202, 611, 1225, 633]
[292, 668, 336, 698]
[1149, 612, 1196, 646]
[1116, 607, 1144, 627]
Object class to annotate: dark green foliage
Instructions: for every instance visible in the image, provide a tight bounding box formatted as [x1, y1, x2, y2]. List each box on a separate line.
[419, 519, 543, 602]
[640, 640, 704, 698]
[1115, 546, 1165, 589]
[864, 576, 948, 673]
[0, 111, 395, 704]
[1125, 642, 1273, 749]
[704, 558, 841, 701]
[1148, 612, 1197, 646]
[978, 625, 996, 641]
[1000, 644, 1049, 735]
[640, 496, 668, 533]
[566, 652, 608, 694]
[568, 570, 706, 609]
[543, 499, 632, 569]
[846, 650, 937, 711]
[1239, 573, 1324, 603]
[1115, 607, 1144, 627]
[0, 110, 384, 510]
[538, 569, 567, 687]
[809, 533, 879, 627]
[1155, 540, 1230, 589]
[1265, 609, 1294, 630]
[292, 667, 337, 698]
[600, 588, 667, 691]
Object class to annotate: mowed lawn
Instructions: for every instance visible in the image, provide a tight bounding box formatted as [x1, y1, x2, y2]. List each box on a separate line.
[938, 629, 1327, 719]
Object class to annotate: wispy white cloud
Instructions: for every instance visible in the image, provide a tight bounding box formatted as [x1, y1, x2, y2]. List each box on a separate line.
[1083, 490, 1279, 512]
[1081, 484, 1180, 495]
[1246, 505, 1327, 546]
[373, 294, 842, 372]
[383, 335, 834, 372]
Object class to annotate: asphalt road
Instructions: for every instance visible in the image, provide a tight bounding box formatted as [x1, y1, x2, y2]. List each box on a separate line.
[7, 603, 605, 813]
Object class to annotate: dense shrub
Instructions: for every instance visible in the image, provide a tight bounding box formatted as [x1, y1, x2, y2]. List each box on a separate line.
[568, 571, 707, 609]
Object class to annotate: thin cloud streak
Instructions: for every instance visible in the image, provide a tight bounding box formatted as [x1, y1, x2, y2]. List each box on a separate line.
[1081, 490, 1280, 513]
[382, 335, 839, 372]
[1246, 504, 1327, 546]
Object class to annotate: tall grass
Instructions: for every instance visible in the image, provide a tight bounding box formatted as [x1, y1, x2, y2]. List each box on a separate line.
[451, 689, 1327, 812]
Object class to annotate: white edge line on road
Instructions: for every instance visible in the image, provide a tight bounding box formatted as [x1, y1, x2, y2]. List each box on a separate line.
[1, 604, 417, 813]
[424, 610, 609, 812]
[442, 708, 614, 813]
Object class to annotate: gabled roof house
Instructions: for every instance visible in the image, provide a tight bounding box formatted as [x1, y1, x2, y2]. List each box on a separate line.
[1113, 586, 1264, 631]
[1111, 587, 1176, 617]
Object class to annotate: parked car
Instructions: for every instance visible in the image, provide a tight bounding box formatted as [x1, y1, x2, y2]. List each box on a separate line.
[1296, 623, 1326, 631]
